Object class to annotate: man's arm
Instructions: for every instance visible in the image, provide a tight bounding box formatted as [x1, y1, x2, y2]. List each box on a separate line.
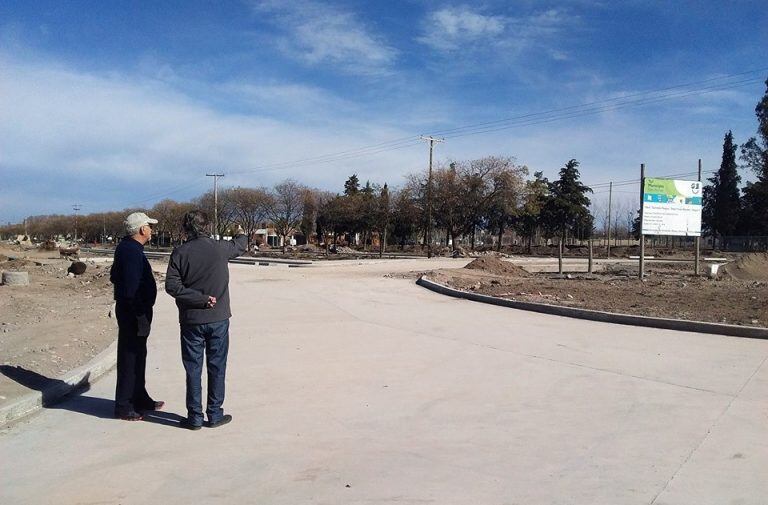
[165, 251, 210, 308]
[219, 226, 248, 260]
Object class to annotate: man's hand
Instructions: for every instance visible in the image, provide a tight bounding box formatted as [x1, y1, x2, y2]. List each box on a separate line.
[206, 296, 217, 308]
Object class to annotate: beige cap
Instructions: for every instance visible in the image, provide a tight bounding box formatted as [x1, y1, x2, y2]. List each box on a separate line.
[124, 212, 158, 234]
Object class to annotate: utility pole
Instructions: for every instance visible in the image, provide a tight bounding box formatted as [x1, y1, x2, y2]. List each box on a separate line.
[206, 173, 224, 239]
[72, 204, 81, 243]
[695, 159, 702, 275]
[607, 181, 612, 258]
[420, 136, 444, 258]
[639, 164, 645, 280]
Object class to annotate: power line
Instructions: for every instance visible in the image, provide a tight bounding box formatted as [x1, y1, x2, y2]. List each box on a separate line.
[224, 68, 767, 177]
[432, 69, 768, 137]
[109, 67, 766, 207]
[439, 77, 764, 139]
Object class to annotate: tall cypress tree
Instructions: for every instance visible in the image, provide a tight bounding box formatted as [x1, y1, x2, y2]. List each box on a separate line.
[739, 78, 768, 235]
[703, 131, 741, 247]
[542, 159, 593, 242]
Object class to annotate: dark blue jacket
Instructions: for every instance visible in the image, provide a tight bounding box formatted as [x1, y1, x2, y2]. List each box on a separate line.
[111, 237, 157, 335]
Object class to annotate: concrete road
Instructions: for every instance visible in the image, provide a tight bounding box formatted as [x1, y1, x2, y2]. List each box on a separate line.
[1, 258, 766, 505]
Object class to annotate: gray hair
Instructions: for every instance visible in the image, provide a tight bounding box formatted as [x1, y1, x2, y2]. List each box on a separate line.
[182, 210, 209, 239]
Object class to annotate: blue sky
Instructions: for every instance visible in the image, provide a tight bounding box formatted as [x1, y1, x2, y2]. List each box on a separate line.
[1, 0, 766, 222]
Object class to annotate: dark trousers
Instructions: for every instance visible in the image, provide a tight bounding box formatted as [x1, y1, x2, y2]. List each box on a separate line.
[180, 319, 230, 425]
[114, 305, 154, 415]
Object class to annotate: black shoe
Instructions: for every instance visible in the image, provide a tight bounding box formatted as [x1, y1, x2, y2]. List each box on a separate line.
[116, 411, 144, 421]
[205, 414, 232, 428]
[179, 419, 203, 431]
[137, 400, 165, 413]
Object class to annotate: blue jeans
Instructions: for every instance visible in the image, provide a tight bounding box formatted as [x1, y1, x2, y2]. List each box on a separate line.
[180, 319, 230, 425]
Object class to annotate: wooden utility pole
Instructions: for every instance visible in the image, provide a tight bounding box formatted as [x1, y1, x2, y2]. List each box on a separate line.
[695, 159, 702, 275]
[72, 204, 81, 243]
[206, 173, 224, 239]
[607, 181, 612, 258]
[420, 136, 444, 258]
[639, 164, 645, 280]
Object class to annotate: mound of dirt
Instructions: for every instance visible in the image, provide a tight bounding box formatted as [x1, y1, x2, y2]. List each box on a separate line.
[723, 253, 768, 280]
[1, 258, 36, 270]
[464, 256, 529, 277]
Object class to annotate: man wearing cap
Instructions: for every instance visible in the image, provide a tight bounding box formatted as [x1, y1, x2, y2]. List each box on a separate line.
[110, 212, 164, 421]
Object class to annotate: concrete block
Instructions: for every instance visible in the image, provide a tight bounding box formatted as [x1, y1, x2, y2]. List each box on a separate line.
[2, 271, 29, 286]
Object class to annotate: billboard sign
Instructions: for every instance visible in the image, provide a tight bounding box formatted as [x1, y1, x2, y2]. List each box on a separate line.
[641, 178, 702, 236]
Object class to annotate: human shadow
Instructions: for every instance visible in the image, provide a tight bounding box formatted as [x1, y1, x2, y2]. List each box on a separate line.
[0, 365, 115, 419]
[142, 410, 188, 428]
[1, 365, 189, 427]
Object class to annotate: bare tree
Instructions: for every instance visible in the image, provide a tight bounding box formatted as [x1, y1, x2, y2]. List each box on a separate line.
[486, 159, 528, 251]
[432, 162, 463, 250]
[230, 187, 272, 247]
[195, 188, 237, 238]
[267, 179, 306, 253]
[151, 199, 195, 246]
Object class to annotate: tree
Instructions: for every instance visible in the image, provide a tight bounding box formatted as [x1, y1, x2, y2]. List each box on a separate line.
[703, 131, 741, 247]
[458, 157, 503, 249]
[313, 191, 339, 253]
[317, 195, 342, 252]
[344, 174, 360, 196]
[389, 186, 420, 250]
[230, 187, 272, 247]
[267, 179, 305, 253]
[299, 189, 325, 246]
[740, 77, 768, 236]
[486, 160, 528, 251]
[631, 209, 641, 240]
[151, 199, 196, 246]
[515, 171, 549, 253]
[541, 159, 593, 243]
[358, 181, 377, 249]
[432, 162, 463, 250]
[377, 183, 391, 256]
[195, 188, 237, 239]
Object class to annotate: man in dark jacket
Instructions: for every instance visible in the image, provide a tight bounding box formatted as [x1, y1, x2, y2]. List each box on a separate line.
[110, 212, 164, 421]
[165, 210, 247, 430]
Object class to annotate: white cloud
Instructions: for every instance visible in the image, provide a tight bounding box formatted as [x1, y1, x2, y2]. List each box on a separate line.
[252, 0, 397, 76]
[418, 7, 506, 51]
[418, 6, 572, 60]
[0, 53, 419, 220]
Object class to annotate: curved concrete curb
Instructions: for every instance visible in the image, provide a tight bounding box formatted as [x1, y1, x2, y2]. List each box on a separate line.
[0, 339, 117, 427]
[417, 275, 768, 340]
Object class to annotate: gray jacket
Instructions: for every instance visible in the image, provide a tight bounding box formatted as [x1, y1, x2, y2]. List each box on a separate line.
[165, 234, 247, 325]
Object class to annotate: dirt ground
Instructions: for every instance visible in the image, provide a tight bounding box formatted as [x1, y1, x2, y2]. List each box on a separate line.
[0, 245, 166, 407]
[2, 242, 766, 409]
[428, 254, 768, 328]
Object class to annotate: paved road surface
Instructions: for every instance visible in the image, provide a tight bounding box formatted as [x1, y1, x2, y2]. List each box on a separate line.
[2, 258, 766, 504]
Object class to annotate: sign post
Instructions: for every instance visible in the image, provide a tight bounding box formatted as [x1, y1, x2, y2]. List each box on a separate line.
[640, 174, 703, 277]
[639, 164, 645, 280]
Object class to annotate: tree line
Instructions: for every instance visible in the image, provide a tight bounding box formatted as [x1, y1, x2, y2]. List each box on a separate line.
[3, 77, 767, 253]
[1, 156, 596, 254]
[703, 78, 768, 248]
